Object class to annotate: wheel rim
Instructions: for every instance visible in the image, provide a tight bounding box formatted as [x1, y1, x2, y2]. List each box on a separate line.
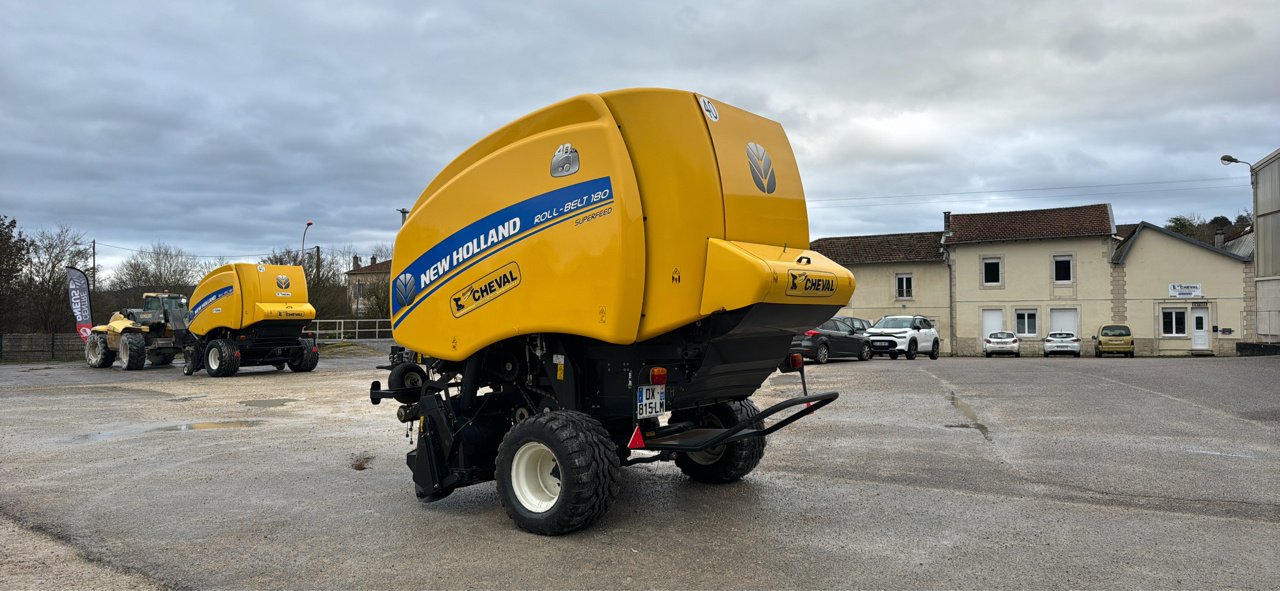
[686, 414, 726, 465]
[207, 346, 220, 371]
[87, 337, 101, 363]
[511, 441, 561, 513]
[120, 338, 130, 363]
[405, 372, 423, 388]
[816, 345, 828, 363]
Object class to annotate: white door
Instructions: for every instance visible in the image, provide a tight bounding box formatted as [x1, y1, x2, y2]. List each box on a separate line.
[981, 309, 1003, 339]
[1049, 308, 1079, 335]
[1191, 308, 1210, 350]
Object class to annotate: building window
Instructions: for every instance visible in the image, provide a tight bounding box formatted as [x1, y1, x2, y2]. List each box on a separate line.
[896, 273, 913, 299]
[1053, 255, 1073, 283]
[981, 256, 1002, 286]
[1162, 308, 1187, 336]
[1015, 309, 1037, 336]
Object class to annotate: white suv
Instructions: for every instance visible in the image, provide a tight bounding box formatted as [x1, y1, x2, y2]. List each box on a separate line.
[866, 315, 941, 360]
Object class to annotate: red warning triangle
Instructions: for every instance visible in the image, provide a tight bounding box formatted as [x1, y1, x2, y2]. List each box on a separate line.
[627, 426, 646, 449]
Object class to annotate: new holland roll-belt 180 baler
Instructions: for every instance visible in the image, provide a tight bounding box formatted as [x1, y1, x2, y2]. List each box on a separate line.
[368, 88, 856, 535]
[182, 263, 320, 377]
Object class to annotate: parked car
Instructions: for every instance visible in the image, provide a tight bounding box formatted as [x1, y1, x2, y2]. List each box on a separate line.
[1043, 331, 1082, 357]
[866, 315, 940, 360]
[1094, 324, 1135, 357]
[791, 316, 871, 363]
[983, 331, 1020, 357]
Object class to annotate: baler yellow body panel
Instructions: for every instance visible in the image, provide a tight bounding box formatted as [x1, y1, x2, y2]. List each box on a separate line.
[391, 89, 854, 361]
[187, 263, 315, 336]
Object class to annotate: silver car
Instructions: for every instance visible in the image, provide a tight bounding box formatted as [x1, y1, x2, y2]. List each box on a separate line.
[1043, 331, 1082, 357]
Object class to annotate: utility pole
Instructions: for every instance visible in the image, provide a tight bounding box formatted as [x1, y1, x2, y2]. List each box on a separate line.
[314, 245, 321, 284]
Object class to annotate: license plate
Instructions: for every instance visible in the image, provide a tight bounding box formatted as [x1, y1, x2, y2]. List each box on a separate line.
[636, 385, 666, 419]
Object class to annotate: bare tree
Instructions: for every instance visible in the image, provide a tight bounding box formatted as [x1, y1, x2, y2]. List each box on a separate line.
[108, 242, 199, 294]
[19, 225, 91, 332]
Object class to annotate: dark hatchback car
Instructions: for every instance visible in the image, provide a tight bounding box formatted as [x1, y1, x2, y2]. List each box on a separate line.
[791, 316, 872, 364]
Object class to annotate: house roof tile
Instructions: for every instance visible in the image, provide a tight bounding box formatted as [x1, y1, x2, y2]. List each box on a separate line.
[346, 260, 392, 276]
[946, 203, 1113, 244]
[811, 231, 945, 266]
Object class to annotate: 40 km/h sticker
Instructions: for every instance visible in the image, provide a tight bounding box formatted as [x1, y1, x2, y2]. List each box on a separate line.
[450, 262, 522, 318]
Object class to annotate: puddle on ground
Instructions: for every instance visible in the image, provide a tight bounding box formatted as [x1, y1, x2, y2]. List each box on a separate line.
[946, 391, 992, 442]
[238, 398, 299, 408]
[151, 420, 264, 432]
[166, 396, 207, 403]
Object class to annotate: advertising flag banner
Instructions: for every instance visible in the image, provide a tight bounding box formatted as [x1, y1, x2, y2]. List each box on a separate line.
[65, 267, 93, 341]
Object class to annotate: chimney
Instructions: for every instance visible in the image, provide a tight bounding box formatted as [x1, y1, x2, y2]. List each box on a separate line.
[1214, 228, 1225, 248]
[370, 255, 377, 266]
[943, 211, 952, 231]
[352, 255, 361, 269]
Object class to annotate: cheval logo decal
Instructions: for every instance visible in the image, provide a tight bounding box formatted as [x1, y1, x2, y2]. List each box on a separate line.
[276, 275, 290, 289]
[746, 142, 777, 194]
[394, 272, 418, 310]
[450, 262, 521, 318]
[786, 269, 837, 297]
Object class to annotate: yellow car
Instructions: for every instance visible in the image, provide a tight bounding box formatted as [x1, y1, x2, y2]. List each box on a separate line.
[1094, 324, 1134, 358]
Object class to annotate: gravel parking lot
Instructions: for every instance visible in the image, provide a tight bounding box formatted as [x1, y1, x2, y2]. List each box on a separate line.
[2, 348, 1277, 590]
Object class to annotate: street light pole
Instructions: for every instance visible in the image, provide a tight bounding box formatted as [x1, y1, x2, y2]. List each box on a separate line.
[298, 220, 313, 268]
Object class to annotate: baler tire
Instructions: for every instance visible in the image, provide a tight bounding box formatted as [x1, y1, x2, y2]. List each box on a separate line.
[672, 400, 766, 484]
[814, 344, 830, 364]
[120, 333, 146, 371]
[495, 410, 620, 536]
[929, 340, 940, 360]
[389, 363, 427, 390]
[85, 333, 116, 368]
[287, 347, 319, 373]
[205, 339, 240, 377]
[905, 340, 918, 360]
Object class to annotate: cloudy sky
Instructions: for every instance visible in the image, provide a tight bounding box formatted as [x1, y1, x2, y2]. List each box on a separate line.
[3, 1, 1278, 273]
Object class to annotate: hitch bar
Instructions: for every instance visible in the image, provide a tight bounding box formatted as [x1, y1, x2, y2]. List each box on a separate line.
[638, 391, 838, 453]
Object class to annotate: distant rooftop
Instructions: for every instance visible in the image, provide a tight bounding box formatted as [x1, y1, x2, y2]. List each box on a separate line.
[946, 203, 1114, 244]
[811, 231, 945, 265]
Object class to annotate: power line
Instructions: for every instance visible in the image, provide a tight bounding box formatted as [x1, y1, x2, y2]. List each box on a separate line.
[808, 183, 1249, 209]
[92, 242, 385, 260]
[806, 176, 1246, 204]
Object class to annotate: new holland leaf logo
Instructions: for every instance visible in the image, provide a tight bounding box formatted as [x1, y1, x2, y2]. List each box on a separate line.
[276, 275, 290, 289]
[394, 272, 418, 309]
[746, 142, 777, 194]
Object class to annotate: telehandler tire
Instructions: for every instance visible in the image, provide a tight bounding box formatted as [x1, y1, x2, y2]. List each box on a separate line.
[496, 410, 620, 536]
[287, 347, 319, 373]
[673, 400, 765, 484]
[205, 339, 241, 377]
[119, 332, 146, 371]
[85, 333, 116, 368]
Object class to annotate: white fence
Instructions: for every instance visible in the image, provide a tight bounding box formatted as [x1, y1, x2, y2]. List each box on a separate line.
[311, 319, 392, 340]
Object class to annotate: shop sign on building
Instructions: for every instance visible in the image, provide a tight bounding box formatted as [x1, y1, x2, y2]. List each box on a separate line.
[1169, 283, 1202, 298]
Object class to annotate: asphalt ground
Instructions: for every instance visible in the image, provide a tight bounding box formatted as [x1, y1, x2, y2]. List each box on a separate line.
[1, 347, 1277, 590]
